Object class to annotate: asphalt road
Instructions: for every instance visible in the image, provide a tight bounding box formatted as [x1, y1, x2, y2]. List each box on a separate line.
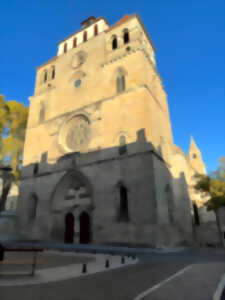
[0, 248, 224, 300]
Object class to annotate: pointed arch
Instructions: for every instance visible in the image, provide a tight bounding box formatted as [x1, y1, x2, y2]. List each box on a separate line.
[51, 170, 94, 212]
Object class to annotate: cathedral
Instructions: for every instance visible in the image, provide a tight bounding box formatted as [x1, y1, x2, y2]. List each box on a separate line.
[17, 14, 209, 247]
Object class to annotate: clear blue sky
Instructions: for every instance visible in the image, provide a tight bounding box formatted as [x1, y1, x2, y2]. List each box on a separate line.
[0, 0, 224, 173]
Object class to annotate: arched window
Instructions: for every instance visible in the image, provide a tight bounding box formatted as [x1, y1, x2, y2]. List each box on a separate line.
[39, 104, 45, 124]
[43, 70, 47, 83]
[94, 24, 98, 36]
[83, 31, 87, 42]
[193, 203, 200, 226]
[121, 75, 125, 91]
[30, 194, 38, 220]
[64, 43, 67, 53]
[112, 36, 118, 50]
[123, 29, 129, 44]
[119, 135, 127, 155]
[118, 185, 129, 222]
[51, 66, 55, 79]
[73, 37, 77, 48]
[116, 75, 126, 93]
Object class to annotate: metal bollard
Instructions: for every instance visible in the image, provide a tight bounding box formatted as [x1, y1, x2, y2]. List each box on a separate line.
[82, 263, 87, 274]
[105, 259, 110, 268]
[132, 255, 136, 260]
[121, 256, 125, 264]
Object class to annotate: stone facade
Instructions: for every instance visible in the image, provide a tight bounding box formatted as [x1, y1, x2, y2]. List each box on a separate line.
[17, 14, 214, 246]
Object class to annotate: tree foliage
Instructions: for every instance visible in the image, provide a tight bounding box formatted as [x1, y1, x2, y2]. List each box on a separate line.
[194, 157, 225, 212]
[0, 94, 28, 183]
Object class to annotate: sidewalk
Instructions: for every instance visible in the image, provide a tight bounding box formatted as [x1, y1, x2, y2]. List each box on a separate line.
[0, 251, 138, 287]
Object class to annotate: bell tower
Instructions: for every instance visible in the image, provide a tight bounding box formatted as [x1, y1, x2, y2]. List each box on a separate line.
[188, 136, 206, 174]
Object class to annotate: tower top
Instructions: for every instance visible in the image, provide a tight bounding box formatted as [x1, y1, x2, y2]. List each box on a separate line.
[188, 136, 206, 174]
[81, 16, 96, 28]
[189, 136, 200, 154]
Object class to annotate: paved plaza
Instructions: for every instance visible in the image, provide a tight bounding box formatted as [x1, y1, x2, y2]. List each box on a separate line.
[0, 247, 224, 300]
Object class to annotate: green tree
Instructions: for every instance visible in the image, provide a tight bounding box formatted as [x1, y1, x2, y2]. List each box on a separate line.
[0, 95, 28, 183]
[194, 157, 225, 246]
[0, 95, 10, 163]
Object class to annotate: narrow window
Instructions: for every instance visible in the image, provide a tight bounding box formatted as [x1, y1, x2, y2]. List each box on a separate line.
[39, 104, 45, 123]
[112, 37, 117, 50]
[119, 135, 127, 155]
[123, 29, 129, 44]
[30, 194, 38, 220]
[43, 70, 47, 83]
[193, 203, 200, 226]
[116, 75, 126, 93]
[51, 66, 55, 79]
[73, 37, 77, 48]
[83, 31, 87, 42]
[94, 24, 98, 36]
[116, 76, 122, 93]
[118, 185, 129, 222]
[64, 43, 67, 53]
[121, 75, 126, 92]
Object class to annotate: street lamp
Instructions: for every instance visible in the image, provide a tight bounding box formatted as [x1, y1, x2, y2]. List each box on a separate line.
[0, 166, 14, 211]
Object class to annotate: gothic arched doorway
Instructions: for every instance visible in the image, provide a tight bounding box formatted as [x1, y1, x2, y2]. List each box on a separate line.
[79, 212, 91, 244]
[64, 212, 74, 243]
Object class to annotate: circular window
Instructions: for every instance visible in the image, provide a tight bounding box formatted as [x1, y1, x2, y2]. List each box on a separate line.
[74, 79, 82, 88]
[60, 115, 91, 152]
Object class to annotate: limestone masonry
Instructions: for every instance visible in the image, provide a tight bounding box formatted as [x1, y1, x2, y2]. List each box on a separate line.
[17, 14, 217, 247]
